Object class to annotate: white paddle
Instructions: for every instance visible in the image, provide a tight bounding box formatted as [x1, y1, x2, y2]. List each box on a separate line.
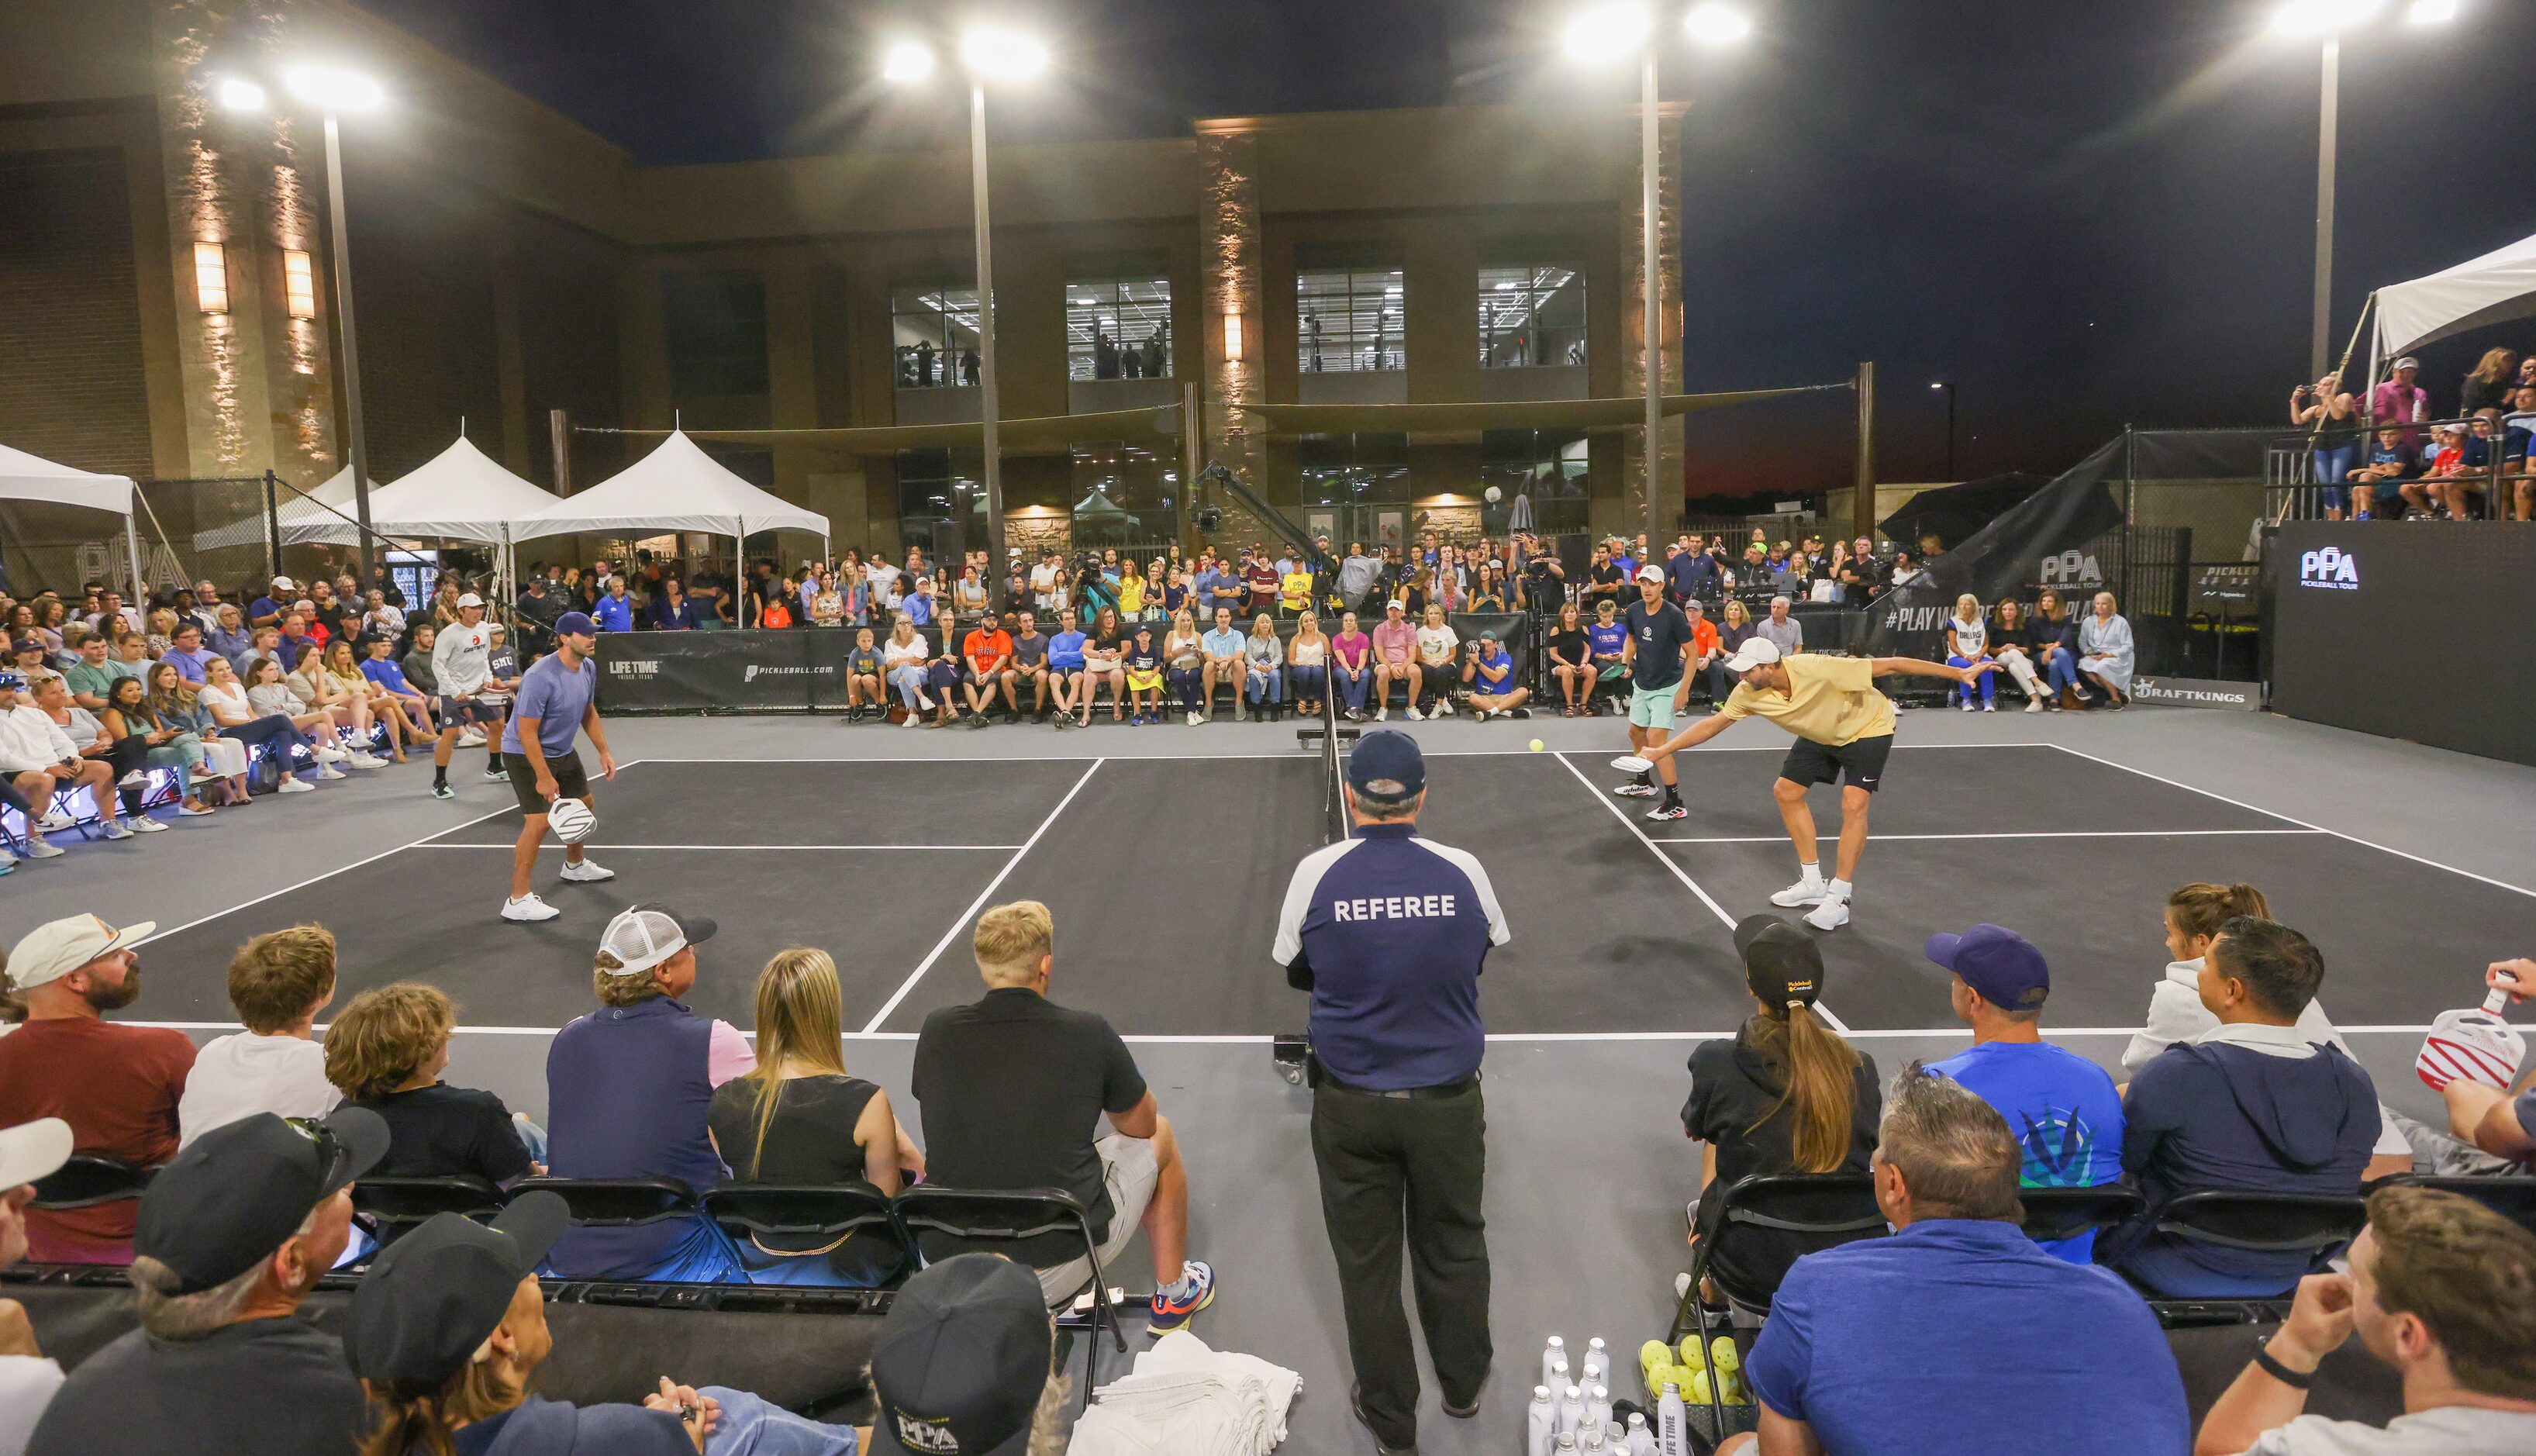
[1610, 754, 1654, 775]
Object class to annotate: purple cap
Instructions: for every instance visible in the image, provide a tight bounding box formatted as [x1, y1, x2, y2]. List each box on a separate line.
[1925, 923, 2049, 1011]
[555, 611, 599, 638]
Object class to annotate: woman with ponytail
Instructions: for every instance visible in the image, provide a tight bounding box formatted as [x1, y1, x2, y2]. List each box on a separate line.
[706, 948, 921, 1285]
[2121, 882, 2349, 1075]
[1681, 913, 1882, 1301]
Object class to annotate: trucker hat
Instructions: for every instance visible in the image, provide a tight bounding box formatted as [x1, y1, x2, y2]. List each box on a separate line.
[1925, 923, 2050, 1011]
[597, 903, 718, 977]
[1634, 564, 1665, 585]
[456, 592, 485, 609]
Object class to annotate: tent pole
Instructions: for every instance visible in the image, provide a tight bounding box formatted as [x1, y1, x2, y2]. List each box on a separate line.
[125, 511, 147, 601]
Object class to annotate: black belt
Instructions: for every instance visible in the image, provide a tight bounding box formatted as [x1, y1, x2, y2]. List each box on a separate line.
[1320, 1072, 1480, 1100]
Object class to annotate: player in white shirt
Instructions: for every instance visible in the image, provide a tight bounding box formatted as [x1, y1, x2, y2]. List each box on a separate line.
[426, 593, 509, 801]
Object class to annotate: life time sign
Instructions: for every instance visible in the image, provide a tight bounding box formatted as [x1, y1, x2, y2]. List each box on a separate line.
[2296, 545, 2359, 591]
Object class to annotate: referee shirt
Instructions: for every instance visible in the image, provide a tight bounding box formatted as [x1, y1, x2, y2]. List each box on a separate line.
[1273, 823, 1510, 1091]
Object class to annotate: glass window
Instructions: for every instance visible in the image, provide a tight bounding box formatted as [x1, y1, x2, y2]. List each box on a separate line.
[1068, 440, 1178, 549]
[664, 271, 769, 396]
[1067, 277, 1172, 381]
[895, 450, 980, 529]
[1478, 265, 1585, 369]
[1479, 430, 1589, 533]
[892, 285, 986, 389]
[1296, 267, 1404, 374]
[1299, 433, 1411, 507]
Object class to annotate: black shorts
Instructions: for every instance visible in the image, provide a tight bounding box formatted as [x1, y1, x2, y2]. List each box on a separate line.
[503, 750, 588, 816]
[1779, 733, 1893, 793]
[437, 696, 505, 726]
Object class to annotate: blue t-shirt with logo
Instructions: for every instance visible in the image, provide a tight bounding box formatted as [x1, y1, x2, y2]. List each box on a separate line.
[1586, 622, 1628, 657]
[1927, 1040, 2125, 1262]
[1047, 630, 1087, 670]
[1472, 647, 1513, 691]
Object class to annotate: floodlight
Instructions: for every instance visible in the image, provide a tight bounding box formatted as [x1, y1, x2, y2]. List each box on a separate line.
[959, 26, 1049, 83]
[2407, 0, 2457, 21]
[1682, 3, 1753, 46]
[283, 65, 385, 113]
[2272, 0, 2383, 36]
[882, 40, 936, 82]
[215, 78, 267, 112]
[1561, 2, 1652, 63]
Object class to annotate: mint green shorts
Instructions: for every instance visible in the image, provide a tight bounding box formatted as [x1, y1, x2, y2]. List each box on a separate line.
[1629, 684, 1677, 730]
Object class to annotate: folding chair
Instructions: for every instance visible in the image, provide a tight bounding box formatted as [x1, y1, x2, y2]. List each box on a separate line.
[2137, 1190, 2368, 1325]
[1673, 1173, 1886, 1433]
[700, 1183, 914, 1289]
[509, 1176, 702, 1228]
[2015, 1183, 2146, 1246]
[891, 1185, 1124, 1406]
[30, 1154, 155, 1211]
[2368, 1174, 2536, 1236]
[350, 1175, 507, 1250]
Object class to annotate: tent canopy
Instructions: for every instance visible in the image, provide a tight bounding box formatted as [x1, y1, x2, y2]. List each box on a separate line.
[2374, 230, 2536, 360]
[362, 436, 557, 543]
[191, 467, 380, 553]
[513, 430, 827, 542]
[0, 442, 134, 517]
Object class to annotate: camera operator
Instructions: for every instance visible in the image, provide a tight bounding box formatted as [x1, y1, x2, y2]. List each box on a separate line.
[1520, 535, 1566, 618]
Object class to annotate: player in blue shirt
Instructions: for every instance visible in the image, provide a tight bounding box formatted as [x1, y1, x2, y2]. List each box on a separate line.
[1921, 923, 2124, 1262]
[497, 611, 616, 923]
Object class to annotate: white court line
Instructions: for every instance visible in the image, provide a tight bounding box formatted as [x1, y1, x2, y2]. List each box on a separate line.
[618, 744, 2056, 764]
[122, 1022, 2449, 1040]
[132, 803, 517, 949]
[409, 843, 1024, 852]
[859, 758, 1107, 1033]
[2046, 744, 2536, 900]
[1648, 828, 2329, 844]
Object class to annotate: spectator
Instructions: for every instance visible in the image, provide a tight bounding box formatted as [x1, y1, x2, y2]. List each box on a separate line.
[1187, 604, 1237, 723]
[2459, 347, 2518, 416]
[1412, 602, 1459, 719]
[24, 1108, 385, 1456]
[2410, 423, 2480, 520]
[2369, 357, 2430, 446]
[1044, 607, 1088, 726]
[1241, 547, 1279, 619]
[652, 578, 700, 631]
[195, 656, 319, 796]
[1159, 608, 1206, 725]
[1666, 533, 1720, 604]
[1944, 593, 1999, 712]
[1923, 923, 2124, 1261]
[1461, 630, 1528, 720]
[544, 906, 754, 1282]
[247, 657, 353, 775]
[1984, 599, 2050, 712]
[400, 622, 439, 699]
[2293, 371, 2363, 519]
[106, 671, 212, 817]
[144, 661, 229, 811]
[176, 926, 340, 1148]
[709, 948, 918, 1285]
[593, 575, 635, 633]
[863, 1254, 1064, 1456]
[1242, 612, 1285, 721]
[1680, 597, 1727, 706]
[2075, 590, 2134, 709]
[1837, 537, 1883, 607]
[1682, 916, 1880, 1302]
[1580, 542, 1625, 613]
[1544, 602, 1590, 716]
[2027, 588, 2083, 709]
[1337, 540, 1383, 616]
[838, 626, 885, 723]
[2193, 1184, 2536, 1456]
[357, 636, 432, 744]
[327, 982, 538, 1185]
[206, 603, 250, 661]
[62, 633, 126, 712]
[1122, 622, 1165, 724]
[1585, 595, 1630, 714]
[1719, 1068, 2189, 1456]
[0, 1118, 73, 1456]
[2431, 958, 2534, 1171]
[0, 674, 116, 844]
[1073, 606, 1126, 726]
[2111, 916, 2385, 1296]
[881, 613, 933, 729]
[960, 612, 1015, 726]
[1330, 609, 1372, 722]
[2348, 425, 2420, 520]
[912, 900, 1216, 1322]
[1288, 610, 1330, 718]
[1755, 595, 1803, 659]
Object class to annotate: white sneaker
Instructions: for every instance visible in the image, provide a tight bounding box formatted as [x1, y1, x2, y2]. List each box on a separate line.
[127, 816, 167, 833]
[1186, 711, 1203, 726]
[502, 893, 561, 923]
[347, 752, 388, 769]
[22, 837, 63, 857]
[1770, 877, 1827, 907]
[1803, 897, 1851, 931]
[483, 765, 509, 781]
[102, 820, 133, 840]
[316, 765, 347, 781]
[1981, 702, 1996, 712]
[1374, 707, 1389, 721]
[1472, 708, 1491, 722]
[900, 712, 920, 729]
[2024, 698, 2044, 713]
[917, 693, 936, 712]
[276, 778, 316, 794]
[1434, 699, 1453, 718]
[558, 857, 614, 883]
[117, 770, 148, 788]
[457, 729, 487, 747]
[1404, 705, 1423, 721]
[34, 812, 74, 832]
[1960, 699, 1977, 712]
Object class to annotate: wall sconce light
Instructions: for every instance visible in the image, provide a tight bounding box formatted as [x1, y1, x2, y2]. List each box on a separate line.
[283, 250, 317, 319]
[193, 241, 229, 314]
[1223, 309, 1244, 363]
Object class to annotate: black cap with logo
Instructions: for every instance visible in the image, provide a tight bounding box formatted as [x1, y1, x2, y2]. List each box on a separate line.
[133, 1108, 388, 1294]
[1734, 913, 1826, 1010]
[867, 1254, 1053, 1456]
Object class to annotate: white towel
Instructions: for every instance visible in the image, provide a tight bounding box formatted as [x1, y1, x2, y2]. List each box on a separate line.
[1065, 1331, 1302, 1456]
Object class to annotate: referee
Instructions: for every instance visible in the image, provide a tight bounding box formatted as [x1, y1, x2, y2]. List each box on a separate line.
[1272, 731, 1508, 1455]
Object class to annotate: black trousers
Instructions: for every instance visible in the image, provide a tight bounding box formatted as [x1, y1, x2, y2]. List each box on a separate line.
[1310, 1078, 1492, 1451]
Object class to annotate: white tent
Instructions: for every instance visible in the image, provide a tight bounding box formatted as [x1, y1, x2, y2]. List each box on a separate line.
[2372, 230, 2536, 363]
[189, 466, 384, 554]
[0, 441, 145, 595]
[363, 436, 556, 543]
[511, 430, 828, 543]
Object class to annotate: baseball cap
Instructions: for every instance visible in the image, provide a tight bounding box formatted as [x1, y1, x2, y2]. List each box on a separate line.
[1734, 913, 1824, 1008]
[1720, 637, 1782, 674]
[1634, 564, 1665, 585]
[2392, 356, 2420, 371]
[134, 1109, 388, 1294]
[867, 1254, 1053, 1456]
[7, 913, 156, 992]
[598, 903, 718, 977]
[0, 673, 22, 693]
[344, 1193, 569, 1385]
[456, 592, 485, 609]
[1925, 923, 2049, 1012]
[554, 610, 598, 638]
[270, 575, 296, 592]
[0, 1117, 73, 1189]
[11, 637, 40, 655]
[1345, 729, 1425, 804]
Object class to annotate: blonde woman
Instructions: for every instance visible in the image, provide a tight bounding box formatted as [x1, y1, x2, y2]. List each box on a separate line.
[708, 948, 922, 1286]
[324, 639, 414, 760]
[2077, 591, 2134, 709]
[1164, 608, 1208, 725]
[205, 657, 320, 793]
[1413, 602, 1459, 717]
[1943, 594, 1998, 712]
[249, 657, 351, 778]
[293, 646, 384, 768]
[1287, 611, 1329, 717]
[1242, 612, 1285, 721]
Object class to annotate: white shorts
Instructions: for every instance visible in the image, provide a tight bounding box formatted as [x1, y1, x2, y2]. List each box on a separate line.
[1035, 1130, 1160, 1303]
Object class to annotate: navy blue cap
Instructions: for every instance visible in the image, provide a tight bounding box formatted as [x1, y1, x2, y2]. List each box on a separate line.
[0, 673, 21, 691]
[555, 610, 599, 638]
[1926, 923, 2050, 1010]
[1345, 729, 1425, 802]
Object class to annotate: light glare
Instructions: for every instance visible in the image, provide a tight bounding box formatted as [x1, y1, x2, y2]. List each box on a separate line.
[283, 65, 386, 113]
[215, 78, 267, 112]
[2272, 0, 2383, 36]
[1561, 2, 1651, 62]
[959, 26, 1049, 82]
[1682, 3, 1753, 46]
[2407, 0, 2458, 21]
[881, 40, 936, 82]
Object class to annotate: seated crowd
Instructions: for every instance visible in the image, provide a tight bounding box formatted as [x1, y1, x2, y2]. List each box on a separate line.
[2291, 350, 2536, 521]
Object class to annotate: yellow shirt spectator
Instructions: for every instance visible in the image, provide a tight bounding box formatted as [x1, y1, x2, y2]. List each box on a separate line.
[1279, 570, 1313, 612]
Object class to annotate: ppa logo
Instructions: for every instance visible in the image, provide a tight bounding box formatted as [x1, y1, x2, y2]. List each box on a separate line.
[2037, 550, 2103, 586]
[2296, 546, 2359, 590]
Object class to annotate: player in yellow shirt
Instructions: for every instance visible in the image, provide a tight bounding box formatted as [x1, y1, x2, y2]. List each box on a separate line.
[1643, 637, 1973, 930]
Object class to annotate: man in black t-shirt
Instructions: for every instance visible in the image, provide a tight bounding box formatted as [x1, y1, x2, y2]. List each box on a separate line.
[1616, 567, 1696, 821]
[912, 900, 1219, 1332]
[1581, 543, 1627, 613]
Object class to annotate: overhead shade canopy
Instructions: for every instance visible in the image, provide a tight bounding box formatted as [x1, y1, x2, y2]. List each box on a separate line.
[621, 403, 1187, 458]
[513, 430, 827, 542]
[363, 436, 557, 543]
[2374, 230, 2536, 359]
[1877, 471, 2055, 553]
[0, 442, 135, 516]
[191, 466, 381, 552]
[1231, 384, 1850, 439]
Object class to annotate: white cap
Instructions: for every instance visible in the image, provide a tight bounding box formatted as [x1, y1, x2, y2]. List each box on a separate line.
[2392, 356, 2420, 371]
[0, 1117, 71, 1189]
[456, 592, 485, 609]
[269, 575, 296, 592]
[1634, 564, 1665, 585]
[7, 913, 156, 992]
[1721, 637, 1782, 674]
[597, 904, 718, 977]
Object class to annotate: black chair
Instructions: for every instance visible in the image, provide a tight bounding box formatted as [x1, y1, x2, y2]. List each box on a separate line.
[350, 1175, 506, 1248]
[2017, 1184, 2146, 1245]
[509, 1176, 701, 1228]
[2369, 1174, 2536, 1236]
[699, 1183, 913, 1289]
[890, 1185, 1124, 1405]
[29, 1155, 154, 1211]
[2130, 1191, 2369, 1323]
[1674, 1173, 1886, 1433]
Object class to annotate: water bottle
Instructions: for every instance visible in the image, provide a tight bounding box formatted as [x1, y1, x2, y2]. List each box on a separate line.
[1528, 1385, 1557, 1456]
[1625, 1412, 1658, 1456]
[1580, 1428, 1606, 1455]
[1541, 1334, 1567, 1392]
[1554, 1434, 1578, 1455]
[1580, 1337, 1611, 1394]
[1547, 1355, 1572, 1406]
[1606, 1420, 1629, 1454]
[1585, 1385, 1613, 1434]
[1657, 1381, 1688, 1456]
[1559, 1384, 1586, 1439]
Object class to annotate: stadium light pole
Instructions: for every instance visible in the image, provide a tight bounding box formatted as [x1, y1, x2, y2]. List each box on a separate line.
[885, 28, 1047, 610]
[1930, 381, 1956, 480]
[2271, 0, 2454, 380]
[1562, 2, 1749, 550]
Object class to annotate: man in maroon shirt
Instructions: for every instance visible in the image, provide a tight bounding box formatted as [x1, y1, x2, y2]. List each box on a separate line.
[1242, 547, 1280, 618]
[0, 915, 194, 1262]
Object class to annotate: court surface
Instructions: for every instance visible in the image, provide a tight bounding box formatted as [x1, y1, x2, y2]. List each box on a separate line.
[132, 742, 2536, 1041]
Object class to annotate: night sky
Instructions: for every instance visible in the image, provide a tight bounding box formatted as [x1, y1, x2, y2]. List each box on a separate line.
[350, 0, 2536, 497]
